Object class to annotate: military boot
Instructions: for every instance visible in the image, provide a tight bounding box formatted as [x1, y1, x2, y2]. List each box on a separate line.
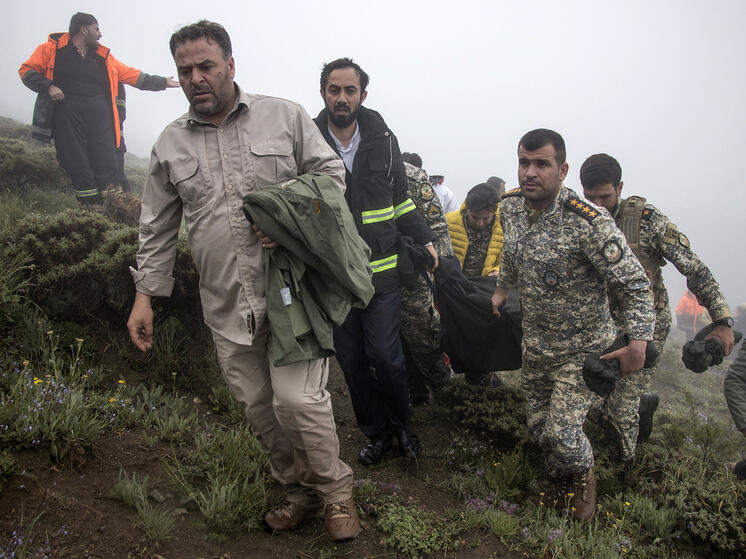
[569, 469, 596, 523]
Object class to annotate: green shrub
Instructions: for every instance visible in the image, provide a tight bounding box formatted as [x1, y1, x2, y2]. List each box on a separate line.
[436, 378, 528, 447]
[0, 137, 70, 193]
[377, 503, 461, 559]
[2, 208, 202, 327]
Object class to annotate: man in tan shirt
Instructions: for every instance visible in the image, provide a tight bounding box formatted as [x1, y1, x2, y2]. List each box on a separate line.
[126, 20, 359, 542]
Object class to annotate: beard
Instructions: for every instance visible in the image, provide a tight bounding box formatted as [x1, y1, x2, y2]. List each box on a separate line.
[327, 103, 360, 128]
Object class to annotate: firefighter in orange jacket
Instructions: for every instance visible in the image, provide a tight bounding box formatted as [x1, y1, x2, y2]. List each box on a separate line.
[18, 12, 178, 203]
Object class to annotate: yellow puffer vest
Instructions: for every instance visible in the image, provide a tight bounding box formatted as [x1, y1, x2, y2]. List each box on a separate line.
[446, 204, 504, 276]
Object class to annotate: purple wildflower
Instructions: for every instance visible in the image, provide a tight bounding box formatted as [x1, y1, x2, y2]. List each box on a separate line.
[547, 528, 562, 543]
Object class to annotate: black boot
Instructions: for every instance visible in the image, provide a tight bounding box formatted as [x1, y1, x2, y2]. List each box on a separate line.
[637, 392, 660, 443]
[395, 429, 420, 459]
[359, 437, 393, 466]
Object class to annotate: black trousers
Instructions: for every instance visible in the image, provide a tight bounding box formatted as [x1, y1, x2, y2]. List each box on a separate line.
[116, 134, 131, 193]
[333, 287, 412, 440]
[52, 95, 118, 203]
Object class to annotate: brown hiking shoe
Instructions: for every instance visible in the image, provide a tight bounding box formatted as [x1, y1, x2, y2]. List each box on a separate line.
[324, 498, 360, 542]
[264, 500, 318, 532]
[569, 469, 596, 523]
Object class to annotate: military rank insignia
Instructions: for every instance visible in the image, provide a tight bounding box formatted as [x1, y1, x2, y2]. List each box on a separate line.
[564, 197, 600, 222]
[544, 270, 559, 287]
[602, 240, 623, 263]
[426, 202, 441, 219]
[679, 233, 690, 248]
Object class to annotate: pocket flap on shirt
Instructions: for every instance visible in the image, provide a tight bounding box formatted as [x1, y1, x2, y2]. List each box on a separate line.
[250, 140, 293, 157]
[169, 158, 199, 185]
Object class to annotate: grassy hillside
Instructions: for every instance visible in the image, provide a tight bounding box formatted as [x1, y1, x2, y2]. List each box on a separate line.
[0, 120, 743, 558]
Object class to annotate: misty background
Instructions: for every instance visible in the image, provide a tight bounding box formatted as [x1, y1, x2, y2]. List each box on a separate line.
[3, 0, 745, 314]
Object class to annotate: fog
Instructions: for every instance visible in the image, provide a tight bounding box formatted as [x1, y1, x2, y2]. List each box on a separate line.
[3, 0, 745, 312]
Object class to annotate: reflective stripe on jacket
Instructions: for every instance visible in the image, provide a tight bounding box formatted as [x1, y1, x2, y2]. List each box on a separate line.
[314, 106, 433, 293]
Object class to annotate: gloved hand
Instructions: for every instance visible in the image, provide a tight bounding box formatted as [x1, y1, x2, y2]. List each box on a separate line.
[682, 323, 743, 373]
[583, 335, 660, 397]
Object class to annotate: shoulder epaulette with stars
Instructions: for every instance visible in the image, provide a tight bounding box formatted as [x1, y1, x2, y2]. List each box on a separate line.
[502, 187, 523, 198]
[564, 196, 601, 223]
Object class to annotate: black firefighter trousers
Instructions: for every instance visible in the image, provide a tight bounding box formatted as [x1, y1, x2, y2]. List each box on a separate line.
[333, 287, 413, 441]
[52, 94, 119, 204]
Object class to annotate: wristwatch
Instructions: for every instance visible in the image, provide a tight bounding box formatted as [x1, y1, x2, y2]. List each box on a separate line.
[713, 317, 734, 328]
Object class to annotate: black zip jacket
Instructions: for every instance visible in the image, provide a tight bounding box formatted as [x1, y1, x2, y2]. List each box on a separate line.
[315, 106, 433, 292]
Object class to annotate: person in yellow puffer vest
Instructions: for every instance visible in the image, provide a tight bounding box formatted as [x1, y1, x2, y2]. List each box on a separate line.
[446, 183, 504, 277]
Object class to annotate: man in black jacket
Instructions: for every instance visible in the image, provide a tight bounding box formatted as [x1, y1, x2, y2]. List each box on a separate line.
[315, 58, 437, 465]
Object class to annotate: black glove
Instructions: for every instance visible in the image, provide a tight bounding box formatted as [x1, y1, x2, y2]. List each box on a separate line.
[682, 323, 743, 373]
[583, 335, 660, 397]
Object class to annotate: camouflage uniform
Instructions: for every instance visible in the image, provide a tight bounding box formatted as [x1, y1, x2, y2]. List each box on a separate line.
[496, 186, 654, 477]
[601, 196, 732, 460]
[462, 220, 492, 277]
[399, 162, 453, 388]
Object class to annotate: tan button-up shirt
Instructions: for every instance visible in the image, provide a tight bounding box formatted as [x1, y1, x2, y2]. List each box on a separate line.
[131, 85, 346, 345]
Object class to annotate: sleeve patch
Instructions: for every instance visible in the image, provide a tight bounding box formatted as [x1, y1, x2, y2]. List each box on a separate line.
[602, 240, 623, 263]
[641, 207, 655, 220]
[426, 202, 442, 219]
[420, 183, 435, 201]
[663, 223, 679, 245]
[679, 233, 690, 248]
[565, 196, 600, 222]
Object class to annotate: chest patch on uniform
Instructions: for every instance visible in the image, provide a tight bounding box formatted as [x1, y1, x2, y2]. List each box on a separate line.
[602, 240, 623, 263]
[420, 183, 435, 201]
[544, 270, 559, 288]
[663, 223, 679, 245]
[565, 197, 600, 222]
[679, 232, 690, 248]
[426, 202, 442, 219]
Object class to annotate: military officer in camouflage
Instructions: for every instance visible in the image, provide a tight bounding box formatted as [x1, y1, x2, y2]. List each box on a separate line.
[580, 153, 736, 460]
[491, 129, 655, 522]
[400, 152, 453, 395]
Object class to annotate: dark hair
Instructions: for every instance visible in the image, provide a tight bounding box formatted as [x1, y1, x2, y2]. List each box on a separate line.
[579, 153, 622, 189]
[320, 58, 370, 93]
[169, 20, 232, 59]
[69, 12, 97, 36]
[486, 176, 505, 189]
[402, 152, 423, 168]
[518, 128, 566, 165]
[465, 183, 499, 212]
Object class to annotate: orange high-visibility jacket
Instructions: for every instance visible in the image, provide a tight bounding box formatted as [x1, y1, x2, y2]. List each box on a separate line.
[676, 290, 706, 331]
[19, 32, 166, 146]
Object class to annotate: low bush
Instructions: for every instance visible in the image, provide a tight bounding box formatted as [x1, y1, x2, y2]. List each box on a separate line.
[376, 503, 462, 559]
[436, 378, 528, 448]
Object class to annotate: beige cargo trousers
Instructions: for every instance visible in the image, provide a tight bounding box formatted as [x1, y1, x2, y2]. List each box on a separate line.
[211, 324, 353, 507]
